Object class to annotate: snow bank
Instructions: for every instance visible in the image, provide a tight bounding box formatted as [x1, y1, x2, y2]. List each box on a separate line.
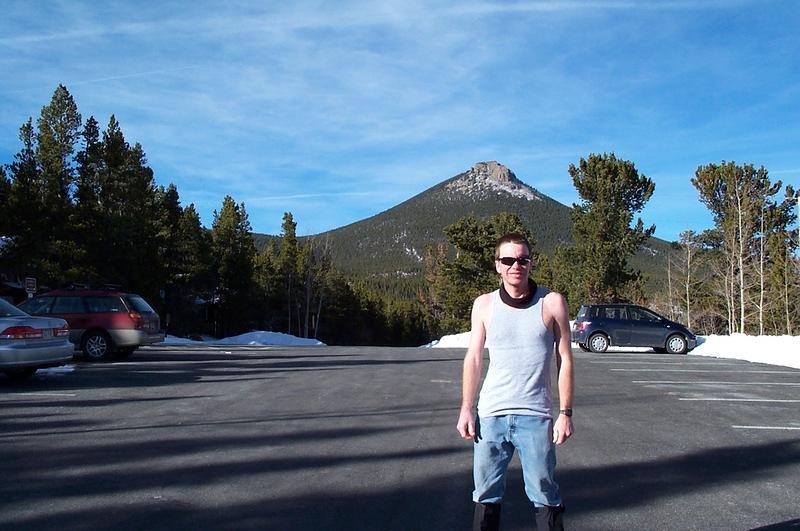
[427, 332, 800, 370]
[690, 334, 799, 369]
[164, 329, 798, 370]
[165, 330, 325, 347]
[423, 332, 470, 349]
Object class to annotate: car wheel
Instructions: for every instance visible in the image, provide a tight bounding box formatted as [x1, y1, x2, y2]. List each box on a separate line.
[666, 334, 688, 354]
[83, 331, 112, 361]
[588, 333, 609, 353]
[4, 368, 37, 381]
[578, 343, 590, 352]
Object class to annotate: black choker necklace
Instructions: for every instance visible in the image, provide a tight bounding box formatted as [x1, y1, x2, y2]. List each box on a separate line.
[499, 279, 538, 308]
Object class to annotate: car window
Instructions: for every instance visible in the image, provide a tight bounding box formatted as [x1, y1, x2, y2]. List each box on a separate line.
[86, 296, 127, 313]
[576, 306, 587, 320]
[18, 296, 54, 314]
[125, 295, 156, 313]
[51, 296, 87, 314]
[629, 307, 660, 321]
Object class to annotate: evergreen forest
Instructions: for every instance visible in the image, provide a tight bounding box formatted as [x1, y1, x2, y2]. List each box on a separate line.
[2, 86, 798, 344]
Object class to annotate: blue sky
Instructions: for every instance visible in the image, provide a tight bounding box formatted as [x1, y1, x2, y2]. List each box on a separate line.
[1, 0, 798, 242]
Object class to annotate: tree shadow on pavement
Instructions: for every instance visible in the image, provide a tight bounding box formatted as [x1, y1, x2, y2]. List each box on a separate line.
[3, 437, 799, 530]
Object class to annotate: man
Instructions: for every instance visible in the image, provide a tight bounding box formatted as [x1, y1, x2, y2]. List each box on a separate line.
[456, 233, 574, 531]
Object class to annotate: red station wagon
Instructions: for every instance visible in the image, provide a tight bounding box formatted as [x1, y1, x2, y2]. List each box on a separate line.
[19, 288, 164, 360]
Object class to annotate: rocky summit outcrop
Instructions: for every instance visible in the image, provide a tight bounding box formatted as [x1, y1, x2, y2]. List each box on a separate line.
[472, 161, 517, 183]
[444, 161, 541, 201]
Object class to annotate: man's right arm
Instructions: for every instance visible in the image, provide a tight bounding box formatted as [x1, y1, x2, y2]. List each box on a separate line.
[456, 294, 489, 440]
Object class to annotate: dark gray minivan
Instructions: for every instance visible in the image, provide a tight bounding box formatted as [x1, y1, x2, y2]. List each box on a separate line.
[571, 303, 696, 354]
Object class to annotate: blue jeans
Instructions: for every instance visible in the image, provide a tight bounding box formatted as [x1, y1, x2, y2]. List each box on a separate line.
[473, 414, 562, 507]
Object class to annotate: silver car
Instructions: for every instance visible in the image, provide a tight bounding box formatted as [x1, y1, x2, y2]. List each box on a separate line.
[0, 298, 74, 381]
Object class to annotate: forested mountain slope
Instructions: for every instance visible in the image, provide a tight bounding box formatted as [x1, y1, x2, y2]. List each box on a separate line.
[254, 161, 670, 290]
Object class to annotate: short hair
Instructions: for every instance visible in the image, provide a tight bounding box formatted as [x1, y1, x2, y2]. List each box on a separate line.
[494, 233, 531, 259]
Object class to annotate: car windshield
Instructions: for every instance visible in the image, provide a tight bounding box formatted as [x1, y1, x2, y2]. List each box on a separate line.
[0, 298, 29, 317]
[125, 295, 156, 313]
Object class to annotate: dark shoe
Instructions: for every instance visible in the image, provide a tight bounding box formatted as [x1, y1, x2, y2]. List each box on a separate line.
[473, 502, 502, 531]
[535, 504, 565, 531]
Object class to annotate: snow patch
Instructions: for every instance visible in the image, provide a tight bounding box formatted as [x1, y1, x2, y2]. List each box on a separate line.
[690, 334, 799, 369]
[426, 332, 800, 369]
[404, 244, 422, 262]
[165, 331, 325, 347]
[446, 175, 541, 201]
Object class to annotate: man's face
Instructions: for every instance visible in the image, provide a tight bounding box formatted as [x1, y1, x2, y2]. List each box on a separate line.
[495, 242, 532, 288]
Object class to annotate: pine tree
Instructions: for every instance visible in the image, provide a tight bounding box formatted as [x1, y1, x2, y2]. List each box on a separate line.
[561, 153, 655, 305]
[36, 85, 81, 220]
[36, 85, 82, 282]
[154, 190, 215, 336]
[83, 115, 131, 286]
[156, 184, 186, 331]
[211, 196, 256, 337]
[277, 212, 299, 334]
[253, 240, 284, 332]
[3, 119, 46, 282]
[157, 185, 184, 262]
[70, 116, 105, 282]
[87, 116, 164, 300]
[533, 253, 554, 289]
[421, 243, 447, 337]
[179, 204, 215, 298]
[434, 212, 532, 333]
[551, 245, 583, 316]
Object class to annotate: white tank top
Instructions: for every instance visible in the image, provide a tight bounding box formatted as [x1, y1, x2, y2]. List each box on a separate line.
[478, 287, 555, 418]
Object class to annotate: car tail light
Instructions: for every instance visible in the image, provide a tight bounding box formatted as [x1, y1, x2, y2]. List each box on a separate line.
[129, 312, 144, 329]
[0, 326, 45, 339]
[575, 321, 592, 332]
[53, 324, 70, 337]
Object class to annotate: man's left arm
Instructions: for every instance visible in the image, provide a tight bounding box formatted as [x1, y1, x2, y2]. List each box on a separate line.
[547, 292, 574, 445]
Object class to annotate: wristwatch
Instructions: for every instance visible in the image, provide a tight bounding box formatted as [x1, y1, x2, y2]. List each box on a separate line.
[560, 408, 573, 417]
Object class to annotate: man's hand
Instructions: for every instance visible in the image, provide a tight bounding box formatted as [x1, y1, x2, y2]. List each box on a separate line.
[552, 413, 573, 445]
[457, 406, 477, 440]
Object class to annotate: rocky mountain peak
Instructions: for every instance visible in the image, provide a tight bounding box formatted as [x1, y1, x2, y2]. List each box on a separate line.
[468, 161, 518, 183]
[445, 161, 541, 201]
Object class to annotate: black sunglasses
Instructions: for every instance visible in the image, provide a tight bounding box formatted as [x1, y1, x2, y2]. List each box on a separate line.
[498, 256, 531, 266]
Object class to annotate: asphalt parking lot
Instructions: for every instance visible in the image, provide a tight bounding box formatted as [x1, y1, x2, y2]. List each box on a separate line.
[1, 345, 798, 530]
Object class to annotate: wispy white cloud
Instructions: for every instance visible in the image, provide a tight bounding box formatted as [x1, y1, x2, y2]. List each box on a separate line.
[0, 21, 161, 46]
